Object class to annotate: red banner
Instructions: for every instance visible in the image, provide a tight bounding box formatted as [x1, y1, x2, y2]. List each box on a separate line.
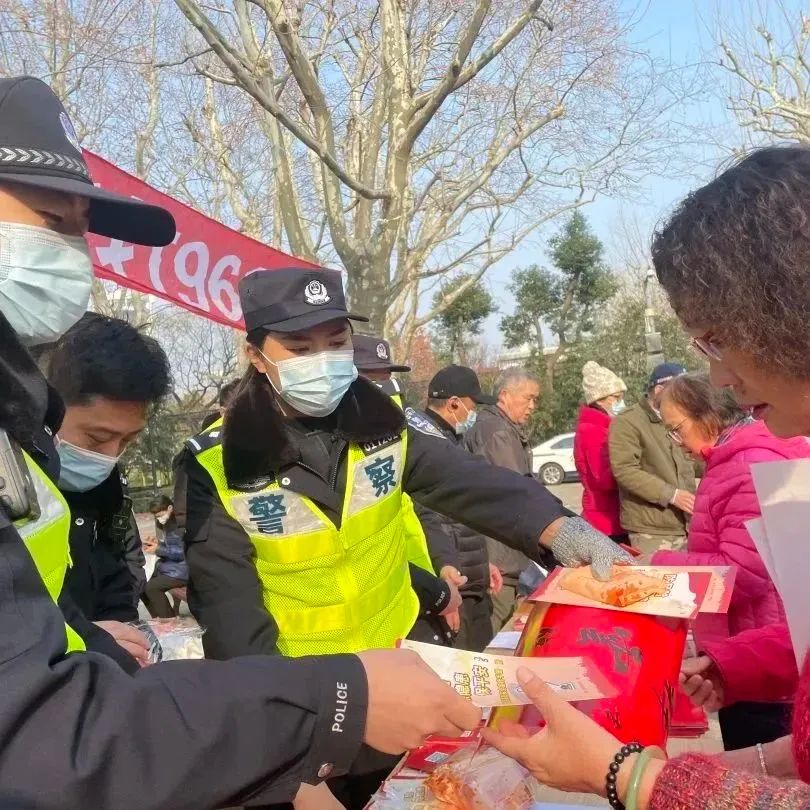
[84, 151, 319, 328]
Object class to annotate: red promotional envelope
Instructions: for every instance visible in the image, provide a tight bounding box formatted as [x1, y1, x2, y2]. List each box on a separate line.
[490, 601, 689, 748]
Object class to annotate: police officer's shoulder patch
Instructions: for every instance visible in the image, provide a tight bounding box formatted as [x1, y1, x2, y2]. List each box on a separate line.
[185, 427, 223, 456]
[404, 407, 446, 439]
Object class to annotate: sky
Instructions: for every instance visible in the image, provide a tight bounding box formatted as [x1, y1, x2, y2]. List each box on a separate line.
[477, 0, 780, 347]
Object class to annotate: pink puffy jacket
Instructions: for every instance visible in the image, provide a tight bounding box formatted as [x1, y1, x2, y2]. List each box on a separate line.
[653, 421, 810, 698]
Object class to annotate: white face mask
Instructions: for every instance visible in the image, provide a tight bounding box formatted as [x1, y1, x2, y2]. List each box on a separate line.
[155, 511, 171, 526]
[261, 348, 358, 418]
[56, 437, 120, 493]
[0, 221, 92, 345]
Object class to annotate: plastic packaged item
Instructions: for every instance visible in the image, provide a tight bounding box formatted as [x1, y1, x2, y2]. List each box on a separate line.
[366, 778, 436, 809]
[425, 746, 534, 809]
[129, 618, 205, 663]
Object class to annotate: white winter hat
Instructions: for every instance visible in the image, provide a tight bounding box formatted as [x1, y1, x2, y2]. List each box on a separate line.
[582, 361, 626, 405]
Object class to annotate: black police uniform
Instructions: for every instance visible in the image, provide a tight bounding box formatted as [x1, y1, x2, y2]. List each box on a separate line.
[410, 406, 494, 652]
[0, 75, 370, 807]
[177, 269, 568, 664]
[61, 468, 146, 624]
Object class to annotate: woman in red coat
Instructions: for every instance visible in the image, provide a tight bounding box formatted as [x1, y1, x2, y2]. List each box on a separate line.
[574, 361, 627, 541]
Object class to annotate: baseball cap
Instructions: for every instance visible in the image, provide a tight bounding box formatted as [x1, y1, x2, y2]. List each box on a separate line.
[353, 334, 411, 372]
[428, 365, 496, 405]
[239, 267, 369, 333]
[0, 76, 175, 246]
[649, 362, 687, 388]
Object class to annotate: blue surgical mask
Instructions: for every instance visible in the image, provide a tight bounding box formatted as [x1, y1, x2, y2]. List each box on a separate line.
[0, 222, 93, 346]
[454, 401, 478, 435]
[57, 437, 120, 492]
[610, 399, 626, 416]
[263, 348, 358, 417]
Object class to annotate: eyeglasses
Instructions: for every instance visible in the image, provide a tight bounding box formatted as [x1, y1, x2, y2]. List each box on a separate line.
[691, 333, 723, 362]
[666, 419, 688, 445]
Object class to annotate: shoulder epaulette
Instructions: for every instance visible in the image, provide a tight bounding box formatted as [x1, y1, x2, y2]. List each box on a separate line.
[185, 426, 224, 455]
[404, 407, 446, 439]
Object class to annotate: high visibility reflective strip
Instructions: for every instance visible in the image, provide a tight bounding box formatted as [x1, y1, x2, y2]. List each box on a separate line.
[16, 461, 68, 541]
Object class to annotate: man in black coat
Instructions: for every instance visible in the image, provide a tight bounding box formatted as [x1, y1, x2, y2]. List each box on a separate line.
[407, 365, 538, 651]
[43, 313, 171, 668]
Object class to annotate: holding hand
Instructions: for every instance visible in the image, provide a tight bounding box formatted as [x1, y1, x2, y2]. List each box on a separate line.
[94, 620, 151, 667]
[483, 668, 666, 805]
[671, 489, 696, 515]
[439, 580, 462, 633]
[359, 649, 482, 754]
[680, 655, 724, 711]
[488, 564, 504, 595]
[440, 565, 468, 589]
[546, 517, 633, 580]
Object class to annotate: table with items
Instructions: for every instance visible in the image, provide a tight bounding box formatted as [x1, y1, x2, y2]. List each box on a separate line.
[368, 565, 728, 808]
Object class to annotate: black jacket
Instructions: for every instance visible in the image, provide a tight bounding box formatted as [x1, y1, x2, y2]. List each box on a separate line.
[410, 408, 491, 599]
[462, 404, 537, 583]
[61, 468, 146, 623]
[0, 313, 367, 807]
[177, 375, 568, 661]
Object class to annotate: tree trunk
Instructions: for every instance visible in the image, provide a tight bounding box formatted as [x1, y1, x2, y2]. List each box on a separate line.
[345, 257, 389, 336]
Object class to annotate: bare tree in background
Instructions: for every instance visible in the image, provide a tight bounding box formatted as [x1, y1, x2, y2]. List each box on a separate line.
[716, 0, 810, 145]
[154, 309, 241, 411]
[173, 0, 691, 347]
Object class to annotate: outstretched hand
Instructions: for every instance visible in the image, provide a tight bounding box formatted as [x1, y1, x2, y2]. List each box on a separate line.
[482, 667, 621, 795]
[680, 655, 724, 711]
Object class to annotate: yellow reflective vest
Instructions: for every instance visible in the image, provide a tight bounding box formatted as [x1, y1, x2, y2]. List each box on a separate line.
[194, 407, 434, 657]
[15, 452, 85, 653]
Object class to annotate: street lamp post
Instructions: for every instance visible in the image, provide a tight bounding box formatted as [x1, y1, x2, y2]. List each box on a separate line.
[643, 268, 664, 371]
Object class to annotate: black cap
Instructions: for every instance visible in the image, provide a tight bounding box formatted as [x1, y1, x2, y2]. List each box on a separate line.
[353, 334, 410, 372]
[0, 76, 175, 246]
[239, 267, 369, 333]
[428, 365, 496, 405]
[649, 362, 687, 388]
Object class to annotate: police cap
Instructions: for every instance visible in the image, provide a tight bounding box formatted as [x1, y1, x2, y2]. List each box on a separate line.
[239, 268, 369, 333]
[0, 76, 175, 246]
[353, 334, 410, 373]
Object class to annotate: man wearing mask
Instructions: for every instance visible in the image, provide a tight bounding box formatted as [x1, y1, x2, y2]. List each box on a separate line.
[608, 362, 697, 553]
[43, 313, 169, 669]
[462, 368, 546, 633]
[0, 75, 486, 808]
[408, 366, 513, 652]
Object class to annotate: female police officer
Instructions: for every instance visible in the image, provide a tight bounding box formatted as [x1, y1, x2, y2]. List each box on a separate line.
[179, 268, 630, 663]
[0, 75, 481, 809]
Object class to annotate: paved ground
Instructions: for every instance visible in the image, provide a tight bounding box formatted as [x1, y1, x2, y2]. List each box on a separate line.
[547, 480, 583, 513]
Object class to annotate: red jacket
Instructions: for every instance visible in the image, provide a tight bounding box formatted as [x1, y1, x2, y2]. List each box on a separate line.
[574, 405, 622, 535]
[653, 420, 810, 701]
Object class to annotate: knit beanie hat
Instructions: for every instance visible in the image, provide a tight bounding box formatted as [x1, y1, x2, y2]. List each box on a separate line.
[582, 361, 626, 404]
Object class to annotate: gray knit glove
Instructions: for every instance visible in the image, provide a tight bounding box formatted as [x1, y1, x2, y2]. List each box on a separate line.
[549, 517, 634, 580]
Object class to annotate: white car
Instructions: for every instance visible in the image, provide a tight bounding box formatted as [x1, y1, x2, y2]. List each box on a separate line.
[531, 432, 579, 486]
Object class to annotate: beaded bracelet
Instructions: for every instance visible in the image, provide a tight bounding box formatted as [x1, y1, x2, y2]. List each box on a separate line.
[605, 742, 643, 810]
